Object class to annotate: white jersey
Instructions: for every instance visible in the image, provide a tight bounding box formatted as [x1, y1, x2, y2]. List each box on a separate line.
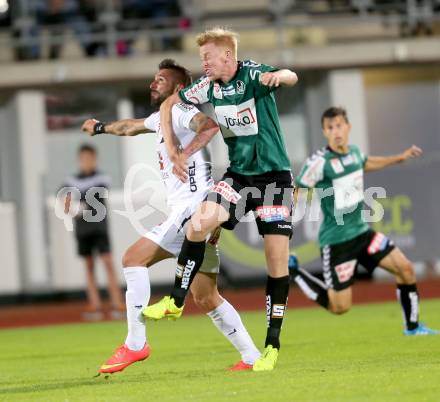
[144, 103, 213, 207]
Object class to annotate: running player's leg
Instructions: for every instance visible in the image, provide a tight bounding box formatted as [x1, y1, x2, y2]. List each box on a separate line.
[253, 176, 292, 371]
[377, 247, 423, 333]
[290, 259, 352, 314]
[263, 234, 290, 349]
[289, 256, 330, 310]
[322, 242, 355, 314]
[168, 200, 229, 307]
[360, 231, 437, 334]
[292, 234, 363, 314]
[99, 237, 170, 374]
[191, 243, 260, 368]
[122, 237, 173, 350]
[327, 288, 352, 314]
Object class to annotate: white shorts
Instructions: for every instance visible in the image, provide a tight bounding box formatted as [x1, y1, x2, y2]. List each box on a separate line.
[144, 204, 220, 274]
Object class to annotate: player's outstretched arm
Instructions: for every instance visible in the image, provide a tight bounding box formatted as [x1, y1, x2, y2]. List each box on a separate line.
[259, 69, 298, 88]
[364, 145, 422, 172]
[81, 118, 152, 137]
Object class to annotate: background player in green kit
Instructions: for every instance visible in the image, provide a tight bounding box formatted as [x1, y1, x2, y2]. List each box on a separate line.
[144, 27, 298, 371]
[290, 106, 438, 335]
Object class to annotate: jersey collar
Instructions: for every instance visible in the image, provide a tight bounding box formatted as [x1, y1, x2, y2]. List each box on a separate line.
[327, 145, 350, 156]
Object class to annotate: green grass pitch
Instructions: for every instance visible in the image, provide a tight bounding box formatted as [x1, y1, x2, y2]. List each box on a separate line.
[0, 300, 439, 402]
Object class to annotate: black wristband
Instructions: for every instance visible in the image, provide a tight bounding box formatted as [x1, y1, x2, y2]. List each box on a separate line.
[93, 121, 106, 135]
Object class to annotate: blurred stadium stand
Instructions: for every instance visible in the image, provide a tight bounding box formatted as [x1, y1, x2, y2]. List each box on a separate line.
[0, 0, 439, 62]
[0, 0, 439, 301]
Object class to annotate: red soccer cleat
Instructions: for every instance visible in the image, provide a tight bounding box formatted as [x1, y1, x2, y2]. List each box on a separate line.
[99, 343, 151, 374]
[226, 360, 253, 372]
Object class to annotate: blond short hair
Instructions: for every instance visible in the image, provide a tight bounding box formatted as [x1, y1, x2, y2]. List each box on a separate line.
[196, 27, 238, 58]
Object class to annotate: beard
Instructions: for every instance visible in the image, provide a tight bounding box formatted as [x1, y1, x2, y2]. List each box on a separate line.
[150, 94, 164, 108]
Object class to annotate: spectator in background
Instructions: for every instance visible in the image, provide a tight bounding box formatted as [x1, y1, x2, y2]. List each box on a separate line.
[122, 0, 188, 52]
[31, 0, 102, 59]
[62, 144, 124, 320]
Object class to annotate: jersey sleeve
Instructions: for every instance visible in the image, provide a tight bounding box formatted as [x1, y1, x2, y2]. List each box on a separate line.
[179, 76, 211, 105]
[173, 103, 200, 130]
[245, 60, 280, 97]
[296, 155, 325, 188]
[144, 114, 156, 131]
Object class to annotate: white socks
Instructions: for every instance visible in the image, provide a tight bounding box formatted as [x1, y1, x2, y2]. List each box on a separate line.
[123, 268, 258, 363]
[124, 267, 150, 351]
[207, 299, 261, 365]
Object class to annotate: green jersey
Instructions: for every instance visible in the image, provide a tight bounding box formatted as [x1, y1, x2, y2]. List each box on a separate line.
[296, 145, 369, 247]
[179, 60, 291, 176]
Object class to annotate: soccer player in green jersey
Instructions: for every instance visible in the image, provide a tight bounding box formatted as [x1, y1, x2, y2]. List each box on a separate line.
[143, 27, 298, 370]
[290, 106, 437, 335]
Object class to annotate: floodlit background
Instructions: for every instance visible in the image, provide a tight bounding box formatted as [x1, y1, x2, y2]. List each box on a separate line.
[0, 0, 439, 304]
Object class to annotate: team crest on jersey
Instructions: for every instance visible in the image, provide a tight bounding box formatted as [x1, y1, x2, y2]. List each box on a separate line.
[236, 80, 245, 94]
[330, 158, 344, 174]
[335, 260, 356, 283]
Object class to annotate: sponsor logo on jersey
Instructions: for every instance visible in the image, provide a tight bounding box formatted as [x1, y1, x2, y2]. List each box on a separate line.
[222, 85, 235, 96]
[224, 110, 255, 130]
[216, 98, 259, 137]
[212, 181, 242, 204]
[176, 103, 194, 112]
[341, 154, 355, 166]
[332, 169, 364, 210]
[213, 82, 223, 99]
[277, 224, 292, 229]
[188, 160, 197, 192]
[181, 260, 196, 289]
[330, 158, 344, 174]
[334, 259, 356, 283]
[367, 232, 389, 255]
[256, 205, 289, 222]
[271, 304, 286, 318]
[183, 77, 210, 103]
[300, 157, 325, 187]
[236, 80, 245, 94]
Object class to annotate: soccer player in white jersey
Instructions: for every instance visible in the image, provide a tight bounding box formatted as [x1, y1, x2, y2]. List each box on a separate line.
[81, 59, 260, 374]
